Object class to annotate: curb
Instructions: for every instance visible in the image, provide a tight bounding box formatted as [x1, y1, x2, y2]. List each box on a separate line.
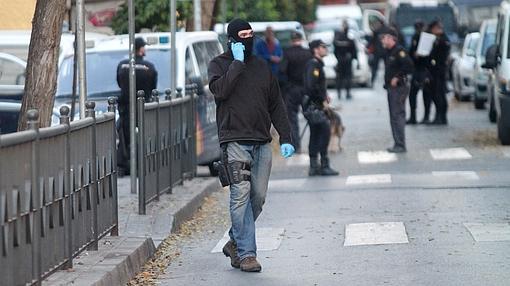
[171, 180, 222, 233]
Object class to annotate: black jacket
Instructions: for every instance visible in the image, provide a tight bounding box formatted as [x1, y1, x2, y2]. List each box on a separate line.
[116, 56, 158, 108]
[304, 57, 327, 106]
[280, 45, 312, 87]
[428, 33, 451, 77]
[208, 52, 292, 145]
[384, 45, 414, 87]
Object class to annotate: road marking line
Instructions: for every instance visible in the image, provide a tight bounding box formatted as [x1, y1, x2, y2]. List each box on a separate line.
[503, 148, 510, 158]
[285, 154, 309, 166]
[211, 228, 285, 253]
[430, 147, 472, 160]
[357, 151, 398, 164]
[346, 174, 392, 185]
[432, 171, 479, 180]
[344, 222, 409, 246]
[464, 223, 510, 242]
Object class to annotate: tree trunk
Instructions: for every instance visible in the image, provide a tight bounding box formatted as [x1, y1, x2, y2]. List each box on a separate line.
[18, 0, 67, 131]
[201, 0, 216, 30]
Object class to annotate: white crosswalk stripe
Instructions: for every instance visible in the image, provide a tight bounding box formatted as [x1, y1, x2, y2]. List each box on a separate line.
[432, 171, 479, 180]
[503, 148, 510, 158]
[344, 222, 409, 246]
[285, 154, 309, 166]
[357, 151, 398, 164]
[346, 174, 392, 185]
[211, 228, 285, 253]
[430, 147, 472, 160]
[464, 223, 510, 242]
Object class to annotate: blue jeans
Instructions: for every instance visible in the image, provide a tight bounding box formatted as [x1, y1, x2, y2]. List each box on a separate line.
[226, 142, 272, 260]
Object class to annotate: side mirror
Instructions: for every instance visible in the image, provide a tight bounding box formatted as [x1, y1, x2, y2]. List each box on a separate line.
[189, 76, 205, 95]
[466, 49, 476, 58]
[483, 44, 498, 69]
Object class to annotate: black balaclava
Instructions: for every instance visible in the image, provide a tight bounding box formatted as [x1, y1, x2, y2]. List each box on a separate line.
[227, 18, 254, 58]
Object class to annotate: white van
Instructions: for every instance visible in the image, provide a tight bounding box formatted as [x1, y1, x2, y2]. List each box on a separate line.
[484, 1, 510, 145]
[57, 32, 223, 170]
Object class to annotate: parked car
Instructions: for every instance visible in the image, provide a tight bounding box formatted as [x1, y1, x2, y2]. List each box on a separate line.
[474, 19, 497, 111]
[309, 18, 372, 87]
[0, 52, 26, 101]
[0, 30, 108, 118]
[452, 32, 479, 101]
[0, 101, 60, 134]
[483, 1, 510, 145]
[61, 31, 223, 173]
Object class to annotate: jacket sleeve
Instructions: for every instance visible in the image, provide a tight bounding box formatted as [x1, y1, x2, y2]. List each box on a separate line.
[351, 39, 358, 60]
[268, 74, 292, 145]
[208, 58, 245, 101]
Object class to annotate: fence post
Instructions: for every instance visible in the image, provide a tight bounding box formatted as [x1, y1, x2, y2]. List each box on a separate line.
[176, 87, 184, 185]
[152, 89, 160, 201]
[85, 101, 99, 251]
[108, 97, 119, 236]
[27, 109, 42, 286]
[165, 88, 173, 193]
[59, 106, 74, 269]
[191, 84, 198, 177]
[137, 91, 146, 215]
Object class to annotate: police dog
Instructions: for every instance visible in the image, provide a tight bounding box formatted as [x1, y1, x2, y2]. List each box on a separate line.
[324, 106, 345, 152]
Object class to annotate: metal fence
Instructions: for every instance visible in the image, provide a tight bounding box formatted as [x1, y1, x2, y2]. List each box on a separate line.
[137, 86, 197, 214]
[0, 100, 118, 286]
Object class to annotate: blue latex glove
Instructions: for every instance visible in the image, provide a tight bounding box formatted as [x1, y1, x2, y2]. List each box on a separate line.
[231, 42, 245, 62]
[280, 143, 295, 158]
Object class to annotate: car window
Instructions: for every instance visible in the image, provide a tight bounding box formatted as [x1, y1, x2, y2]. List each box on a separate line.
[496, 14, 505, 58]
[57, 49, 173, 97]
[0, 57, 25, 85]
[481, 24, 497, 57]
[193, 41, 221, 85]
[185, 47, 197, 84]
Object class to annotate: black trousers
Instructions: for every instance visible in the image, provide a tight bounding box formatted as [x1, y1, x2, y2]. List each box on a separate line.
[430, 72, 448, 120]
[308, 119, 331, 158]
[336, 64, 353, 97]
[388, 85, 409, 148]
[370, 54, 384, 84]
[409, 70, 432, 120]
[284, 84, 304, 152]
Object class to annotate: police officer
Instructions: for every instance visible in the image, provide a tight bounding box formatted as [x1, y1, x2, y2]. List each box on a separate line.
[208, 19, 294, 272]
[304, 39, 339, 176]
[407, 20, 432, 124]
[380, 27, 414, 153]
[334, 20, 357, 100]
[116, 37, 158, 175]
[280, 32, 312, 153]
[427, 20, 451, 125]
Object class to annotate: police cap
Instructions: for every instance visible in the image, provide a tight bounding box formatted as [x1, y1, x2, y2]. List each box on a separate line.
[309, 39, 327, 50]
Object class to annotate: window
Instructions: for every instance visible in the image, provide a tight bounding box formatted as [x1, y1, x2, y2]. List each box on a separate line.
[185, 47, 196, 84]
[193, 41, 222, 85]
[0, 58, 25, 85]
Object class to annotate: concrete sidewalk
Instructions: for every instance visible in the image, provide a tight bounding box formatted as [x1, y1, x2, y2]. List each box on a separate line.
[43, 174, 221, 286]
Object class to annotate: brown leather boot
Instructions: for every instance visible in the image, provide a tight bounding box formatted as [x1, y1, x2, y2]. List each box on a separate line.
[222, 239, 240, 268]
[240, 257, 262, 272]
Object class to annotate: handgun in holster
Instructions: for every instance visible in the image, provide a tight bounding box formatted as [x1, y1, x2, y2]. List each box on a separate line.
[213, 144, 251, 187]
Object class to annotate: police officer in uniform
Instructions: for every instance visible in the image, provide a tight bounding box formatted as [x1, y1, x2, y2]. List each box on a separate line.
[280, 32, 312, 153]
[304, 40, 339, 176]
[407, 20, 432, 124]
[334, 20, 358, 100]
[380, 27, 414, 153]
[427, 20, 451, 125]
[116, 37, 158, 175]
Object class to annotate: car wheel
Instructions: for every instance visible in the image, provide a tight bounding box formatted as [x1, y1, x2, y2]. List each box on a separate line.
[474, 98, 485, 109]
[208, 162, 219, 176]
[489, 98, 497, 123]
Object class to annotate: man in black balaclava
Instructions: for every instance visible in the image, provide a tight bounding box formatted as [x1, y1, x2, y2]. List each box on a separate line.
[208, 19, 294, 273]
